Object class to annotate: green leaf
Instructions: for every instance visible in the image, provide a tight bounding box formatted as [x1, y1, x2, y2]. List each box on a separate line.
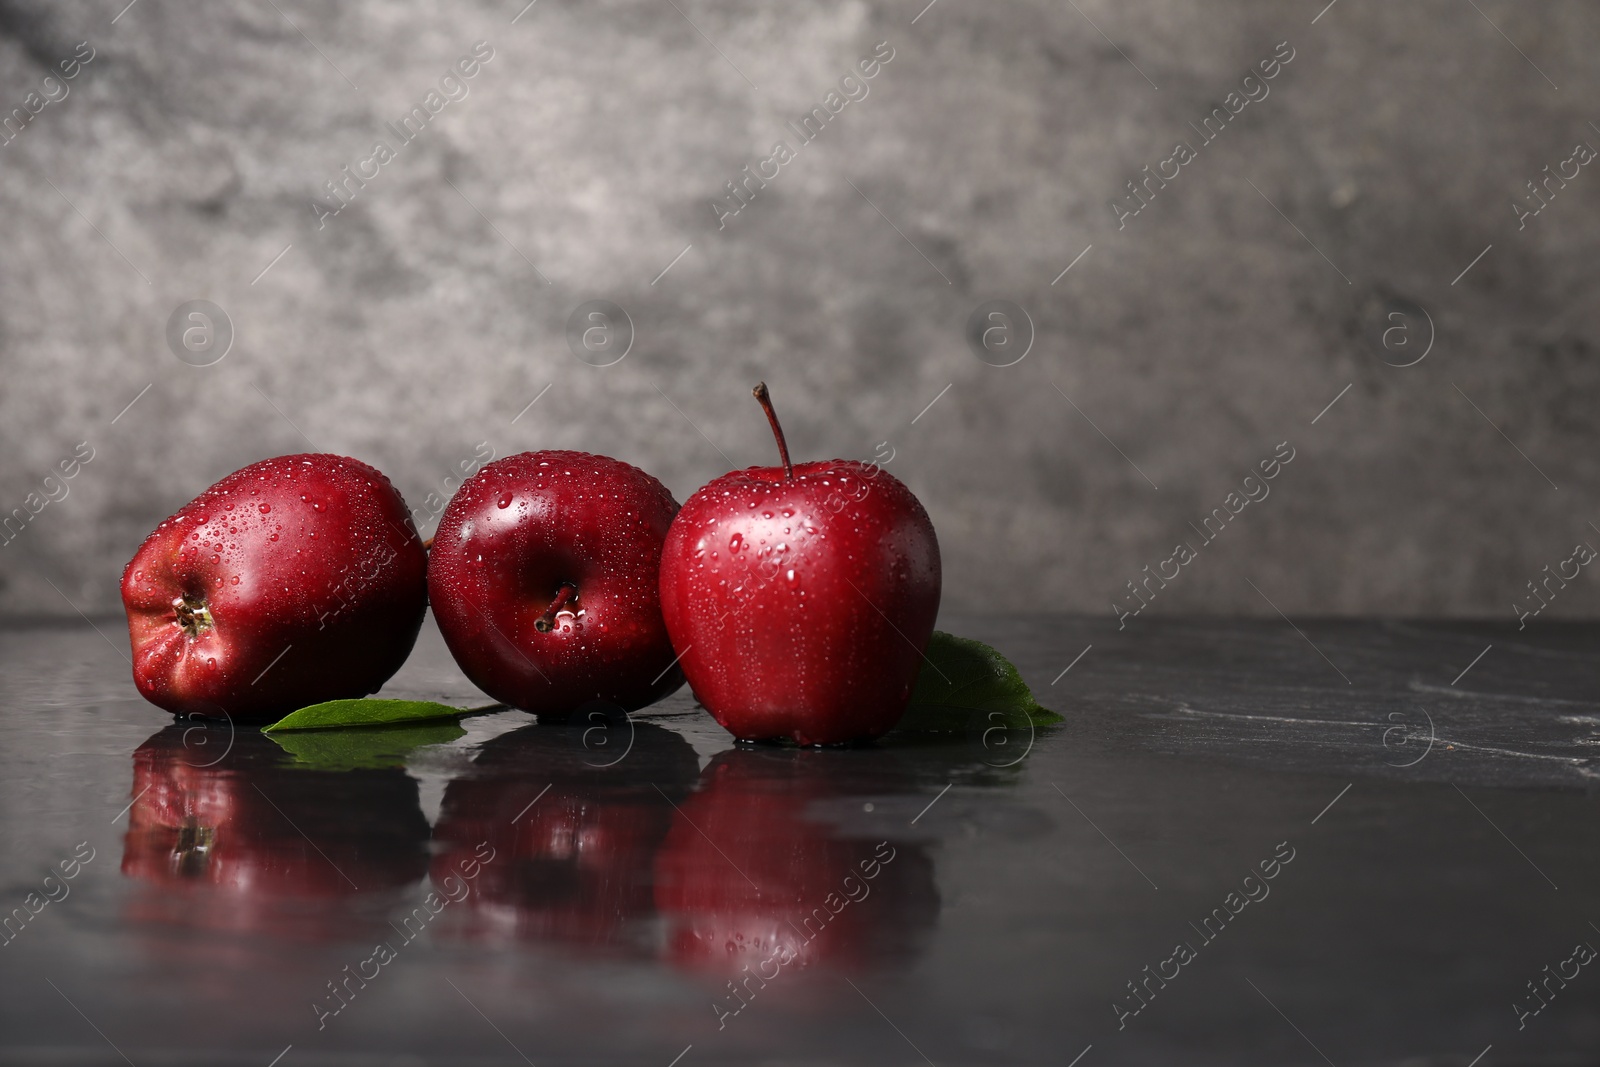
[897, 632, 1063, 733]
[262, 698, 472, 733]
[267, 721, 467, 771]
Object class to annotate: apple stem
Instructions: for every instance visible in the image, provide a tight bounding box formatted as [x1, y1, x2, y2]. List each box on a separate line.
[421, 536, 434, 551]
[752, 382, 794, 481]
[533, 582, 578, 632]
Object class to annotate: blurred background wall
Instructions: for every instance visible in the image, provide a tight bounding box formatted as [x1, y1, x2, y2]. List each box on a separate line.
[1, 0, 1597, 621]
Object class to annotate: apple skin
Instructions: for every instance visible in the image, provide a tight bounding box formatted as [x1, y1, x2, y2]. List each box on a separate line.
[120, 454, 427, 720]
[428, 450, 684, 716]
[659, 460, 941, 744]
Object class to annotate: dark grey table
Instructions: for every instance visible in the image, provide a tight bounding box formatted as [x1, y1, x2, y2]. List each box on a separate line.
[2, 615, 1597, 1065]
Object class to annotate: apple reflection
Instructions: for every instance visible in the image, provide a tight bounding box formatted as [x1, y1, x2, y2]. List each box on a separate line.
[121, 723, 431, 937]
[429, 710, 700, 952]
[653, 747, 940, 981]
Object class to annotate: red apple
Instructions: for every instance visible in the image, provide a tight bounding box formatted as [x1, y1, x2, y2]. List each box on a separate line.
[659, 385, 941, 744]
[121, 454, 427, 720]
[428, 450, 684, 715]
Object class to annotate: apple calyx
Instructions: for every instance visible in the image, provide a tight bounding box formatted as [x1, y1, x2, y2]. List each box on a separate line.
[533, 583, 579, 632]
[752, 382, 795, 481]
[173, 594, 214, 638]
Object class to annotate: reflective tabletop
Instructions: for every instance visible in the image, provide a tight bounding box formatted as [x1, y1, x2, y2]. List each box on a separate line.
[2, 615, 1597, 1065]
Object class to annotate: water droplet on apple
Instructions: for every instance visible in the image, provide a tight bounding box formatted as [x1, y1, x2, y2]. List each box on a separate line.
[497, 493, 513, 509]
[729, 533, 742, 551]
[259, 503, 271, 514]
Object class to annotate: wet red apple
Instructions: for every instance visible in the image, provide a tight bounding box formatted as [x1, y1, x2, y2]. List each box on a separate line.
[659, 385, 941, 744]
[427, 451, 683, 716]
[120, 454, 427, 720]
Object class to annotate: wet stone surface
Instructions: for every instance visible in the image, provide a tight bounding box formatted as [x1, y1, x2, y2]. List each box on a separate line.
[0, 614, 1596, 1065]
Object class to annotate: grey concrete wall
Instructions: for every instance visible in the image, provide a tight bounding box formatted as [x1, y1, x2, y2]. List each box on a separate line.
[1, 0, 1597, 624]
